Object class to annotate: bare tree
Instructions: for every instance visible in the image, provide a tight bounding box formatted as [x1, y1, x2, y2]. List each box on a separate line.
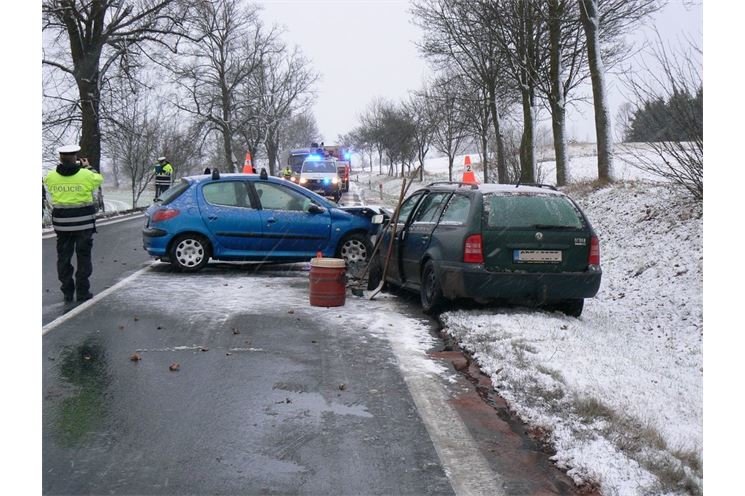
[42, 0, 188, 170]
[279, 112, 321, 158]
[538, 0, 589, 186]
[358, 99, 390, 175]
[169, 0, 277, 172]
[455, 77, 493, 184]
[484, 0, 547, 184]
[412, 0, 511, 183]
[254, 45, 318, 175]
[579, 0, 663, 181]
[430, 76, 469, 182]
[403, 84, 439, 181]
[619, 33, 702, 201]
[614, 101, 634, 142]
[106, 87, 165, 206]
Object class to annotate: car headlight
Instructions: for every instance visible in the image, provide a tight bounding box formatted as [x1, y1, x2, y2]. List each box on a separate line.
[331, 177, 339, 184]
[299, 177, 307, 184]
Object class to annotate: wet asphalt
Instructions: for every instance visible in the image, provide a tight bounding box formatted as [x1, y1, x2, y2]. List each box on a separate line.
[42, 274, 452, 495]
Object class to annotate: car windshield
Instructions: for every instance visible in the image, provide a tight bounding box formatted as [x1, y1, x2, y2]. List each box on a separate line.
[483, 193, 584, 229]
[302, 160, 337, 173]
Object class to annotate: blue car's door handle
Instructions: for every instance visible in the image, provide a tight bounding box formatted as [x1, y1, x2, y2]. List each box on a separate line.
[208, 215, 218, 221]
[266, 218, 277, 224]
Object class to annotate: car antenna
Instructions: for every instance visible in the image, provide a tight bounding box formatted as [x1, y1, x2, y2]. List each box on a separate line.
[260, 168, 268, 180]
[515, 177, 521, 188]
[211, 168, 220, 180]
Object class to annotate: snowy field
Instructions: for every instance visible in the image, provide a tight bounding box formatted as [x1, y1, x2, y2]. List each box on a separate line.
[357, 144, 703, 495]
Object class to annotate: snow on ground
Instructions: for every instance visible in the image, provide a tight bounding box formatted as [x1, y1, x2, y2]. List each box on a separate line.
[358, 145, 703, 495]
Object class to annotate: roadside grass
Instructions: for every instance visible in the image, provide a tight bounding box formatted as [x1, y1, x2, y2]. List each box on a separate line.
[569, 396, 703, 495]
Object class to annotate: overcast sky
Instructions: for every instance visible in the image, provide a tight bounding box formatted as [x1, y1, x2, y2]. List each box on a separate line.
[257, 0, 703, 145]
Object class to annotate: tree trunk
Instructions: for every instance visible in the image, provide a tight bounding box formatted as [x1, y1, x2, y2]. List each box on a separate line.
[480, 133, 488, 184]
[488, 87, 508, 183]
[549, 0, 568, 186]
[266, 141, 279, 176]
[78, 77, 102, 172]
[580, 0, 612, 182]
[519, 89, 536, 183]
[222, 133, 235, 173]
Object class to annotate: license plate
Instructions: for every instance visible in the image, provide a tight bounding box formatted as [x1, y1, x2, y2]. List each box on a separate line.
[513, 250, 562, 263]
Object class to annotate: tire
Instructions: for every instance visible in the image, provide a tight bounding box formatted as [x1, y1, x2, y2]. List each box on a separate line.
[337, 233, 372, 267]
[559, 298, 584, 317]
[366, 252, 384, 290]
[169, 234, 210, 272]
[420, 260, 445, 314]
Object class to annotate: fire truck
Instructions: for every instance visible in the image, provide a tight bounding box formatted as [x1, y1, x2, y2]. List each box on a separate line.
[286, 143, 352, 192]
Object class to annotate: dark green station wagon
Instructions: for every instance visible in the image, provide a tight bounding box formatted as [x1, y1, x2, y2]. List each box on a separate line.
[368, 182, 602, 316]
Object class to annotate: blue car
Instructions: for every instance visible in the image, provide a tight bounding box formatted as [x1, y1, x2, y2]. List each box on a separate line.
[142, 171, 382, 272]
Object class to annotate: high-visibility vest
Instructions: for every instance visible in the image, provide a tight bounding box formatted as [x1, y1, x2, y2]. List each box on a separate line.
[44, 167, 103, 232]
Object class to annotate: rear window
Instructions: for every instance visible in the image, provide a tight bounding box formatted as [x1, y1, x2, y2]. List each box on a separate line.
[483, 193, 584, 229]
[157, 179, 190, 205]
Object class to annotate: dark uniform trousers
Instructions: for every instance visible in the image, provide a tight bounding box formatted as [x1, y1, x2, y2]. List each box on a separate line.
[56, 228, 94, 298]
[51, 203, 97, 300]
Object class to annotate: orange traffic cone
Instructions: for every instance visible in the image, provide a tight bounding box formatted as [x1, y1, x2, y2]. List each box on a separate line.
[462, 155, 478, 184]
[242, 152, 254, 173]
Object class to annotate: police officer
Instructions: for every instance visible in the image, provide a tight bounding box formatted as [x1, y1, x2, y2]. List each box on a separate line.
[153, 156, 174, 199]
[44, 145, 103, 303]
[281, 165, 293, 180]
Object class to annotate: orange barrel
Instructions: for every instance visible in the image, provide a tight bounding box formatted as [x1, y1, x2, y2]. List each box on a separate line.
[309, 257, 347, 307]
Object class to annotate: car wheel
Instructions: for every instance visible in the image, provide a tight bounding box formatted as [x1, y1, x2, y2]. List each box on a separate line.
[337, 233, 371, 266]
[421, 260, 445, 314]
[559, 298, 584, 317]
[366, 252, 385, 290]
[169, 234, 210, 272]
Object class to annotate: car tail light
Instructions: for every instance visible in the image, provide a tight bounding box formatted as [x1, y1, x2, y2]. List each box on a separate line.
[151, 208, 180, 222]
[463, 234, 484, 264]
[588, 235, 600, 266]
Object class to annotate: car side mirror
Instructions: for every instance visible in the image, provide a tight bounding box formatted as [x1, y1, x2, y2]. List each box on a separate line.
[307, 203, 325, 214]
[371, 214, 385, 224]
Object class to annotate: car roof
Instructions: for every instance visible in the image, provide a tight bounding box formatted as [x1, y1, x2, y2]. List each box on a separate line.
[184, 172, 261, 184]
[427, 182, 566, 196]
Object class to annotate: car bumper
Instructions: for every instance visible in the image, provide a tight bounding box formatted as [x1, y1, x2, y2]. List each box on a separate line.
[142, 228, 169, 256]
[437, 261, 602, 303]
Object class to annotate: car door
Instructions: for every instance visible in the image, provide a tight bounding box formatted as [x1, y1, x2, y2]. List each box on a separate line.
[199, 180, 263, 255]
[400, 192, 451, 286]
[383, 191, 426, 284]
[251, 181, 331, 257]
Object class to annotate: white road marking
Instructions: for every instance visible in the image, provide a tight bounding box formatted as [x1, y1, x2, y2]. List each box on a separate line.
[388, 338, 506, 496]
[42, 262, 153, 335]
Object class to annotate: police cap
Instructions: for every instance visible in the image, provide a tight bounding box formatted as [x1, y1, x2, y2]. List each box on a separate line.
[57, 145, 81, 155]
[158, 156, 166, 161]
